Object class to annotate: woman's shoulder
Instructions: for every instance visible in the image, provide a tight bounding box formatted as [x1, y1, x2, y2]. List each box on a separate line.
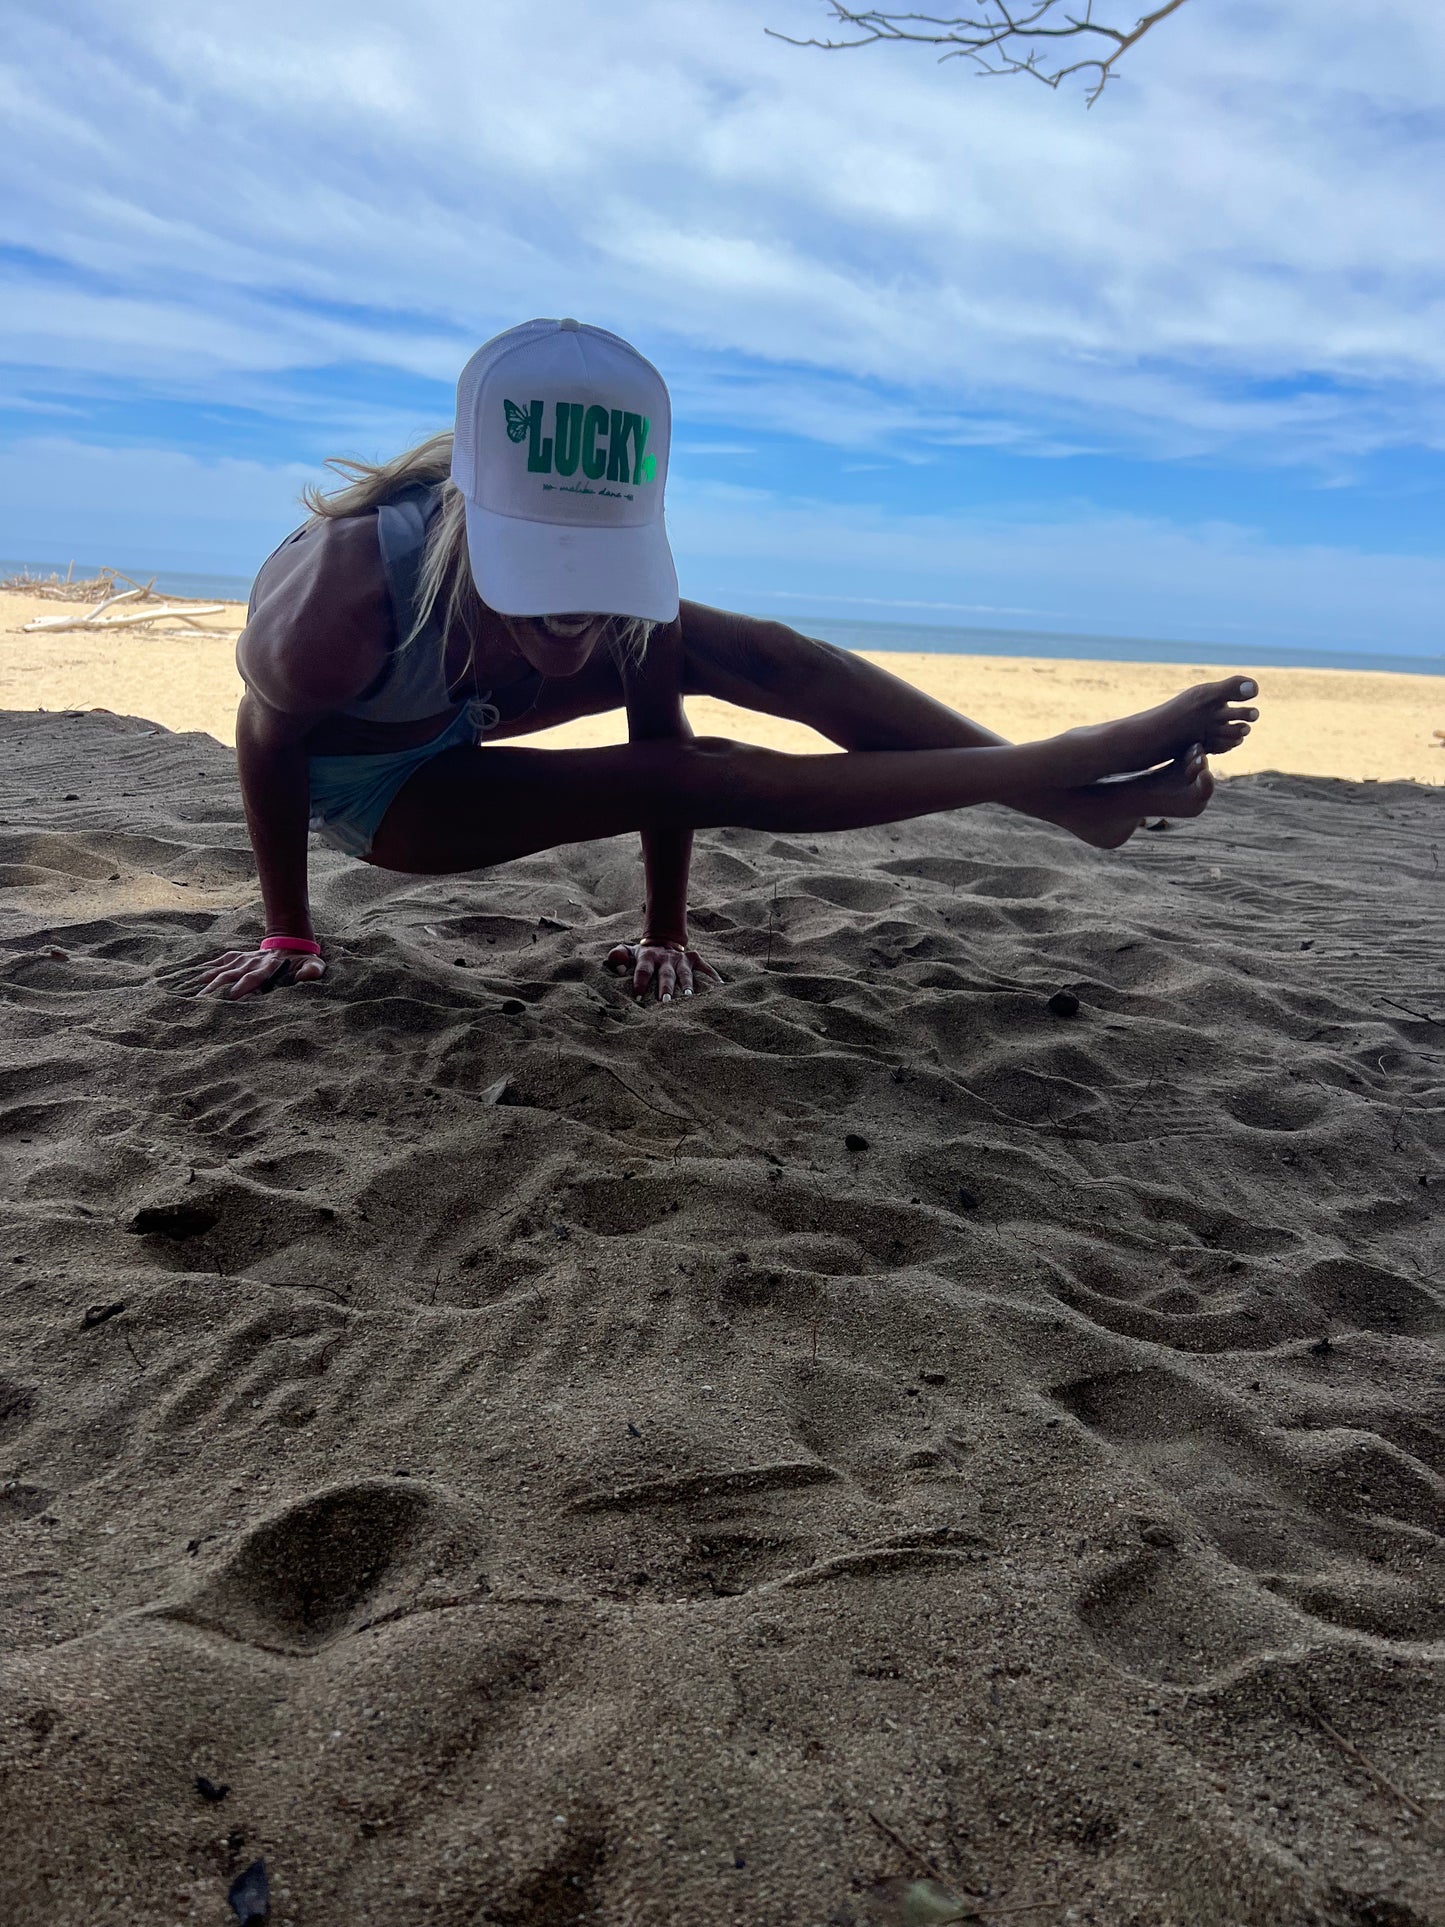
[238, 513, 392, 715]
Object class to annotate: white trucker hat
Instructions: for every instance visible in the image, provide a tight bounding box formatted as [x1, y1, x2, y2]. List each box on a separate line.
[451, 317, 679, 623]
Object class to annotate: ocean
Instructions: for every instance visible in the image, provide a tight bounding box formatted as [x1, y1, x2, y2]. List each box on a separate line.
[4, 558, 1440, 679]
[798, 617, 1444, 680]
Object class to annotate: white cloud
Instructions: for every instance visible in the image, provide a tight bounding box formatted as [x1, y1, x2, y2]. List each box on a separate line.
[2, 435, 1439, 657]
[1, 0, 1443, 463]
[0, 438, 311, 573]
[0, 276, 472, 387]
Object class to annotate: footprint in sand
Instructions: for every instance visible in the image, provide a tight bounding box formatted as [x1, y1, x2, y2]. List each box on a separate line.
[1053, 1361, 1445, 1671]
[156, 1480, 484, 1655]
[0, 1375, 38, 1446]
[1074, 1544, 1305, 1685]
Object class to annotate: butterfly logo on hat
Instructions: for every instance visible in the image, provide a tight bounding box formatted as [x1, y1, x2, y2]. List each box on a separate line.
[503, 400, 531, 444]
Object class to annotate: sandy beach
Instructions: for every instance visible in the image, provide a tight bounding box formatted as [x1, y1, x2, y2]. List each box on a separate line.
[1, 585, 1441, 784]
[0, 587, 1442, 1924]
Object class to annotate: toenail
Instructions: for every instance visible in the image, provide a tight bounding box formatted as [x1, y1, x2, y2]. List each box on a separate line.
[1239, 679, 1257, 698]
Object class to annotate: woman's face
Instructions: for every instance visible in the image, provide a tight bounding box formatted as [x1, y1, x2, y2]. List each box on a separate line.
[508, 612, 609, 677]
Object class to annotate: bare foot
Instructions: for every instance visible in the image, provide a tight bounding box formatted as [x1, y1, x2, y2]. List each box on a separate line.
[1052, 676, 1258, 787]
[1024, 751, 1215, 848]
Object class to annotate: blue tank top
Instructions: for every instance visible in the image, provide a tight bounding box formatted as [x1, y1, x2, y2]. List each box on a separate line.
[254, 479, 539, 727]
[341, 480, 457, 723]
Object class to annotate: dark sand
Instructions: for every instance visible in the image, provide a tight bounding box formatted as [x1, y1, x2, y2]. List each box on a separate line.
[0, 708, 1441, 1925]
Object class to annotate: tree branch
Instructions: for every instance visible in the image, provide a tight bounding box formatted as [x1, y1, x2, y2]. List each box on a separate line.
[768, 0, 1191, 104]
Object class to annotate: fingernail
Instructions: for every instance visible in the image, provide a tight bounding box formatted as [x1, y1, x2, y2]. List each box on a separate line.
[682, 989, 693, 998]
[1240, 680, 1257, 698]
[661, 993, 672, 1004]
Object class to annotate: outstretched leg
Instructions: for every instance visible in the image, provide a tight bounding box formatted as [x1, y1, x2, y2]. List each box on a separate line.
[366, 721, 1214, 876]
[678, 606, 1258, 848]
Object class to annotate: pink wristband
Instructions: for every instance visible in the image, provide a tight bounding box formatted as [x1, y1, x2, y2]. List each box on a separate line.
[259, 935, 321, 957]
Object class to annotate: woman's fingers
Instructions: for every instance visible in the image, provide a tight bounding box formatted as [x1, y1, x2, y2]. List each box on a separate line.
[603, 942, 722, 1002]
[168, 949, 327, 1000]
[205, 954, 284, 999]
[235, 956, 323, 996]
[222, 963, 275, 999]
[180, 960, 253, 996]
[163, 948, 245, 992]
[227, 954, 325, 998]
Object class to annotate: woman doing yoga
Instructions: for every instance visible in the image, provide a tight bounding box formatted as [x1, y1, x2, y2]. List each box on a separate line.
[192, 318, 1259, 1005]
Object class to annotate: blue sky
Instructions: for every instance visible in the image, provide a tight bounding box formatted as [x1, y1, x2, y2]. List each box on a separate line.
[2, 0, 1443, 655]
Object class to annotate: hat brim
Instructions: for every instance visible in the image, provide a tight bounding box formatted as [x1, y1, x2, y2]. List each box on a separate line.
[462, 500, 679, 624]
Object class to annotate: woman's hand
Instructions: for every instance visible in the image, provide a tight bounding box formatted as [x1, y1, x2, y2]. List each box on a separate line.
[605, 940, 722, 1004]
[171, 946, 327, 1001]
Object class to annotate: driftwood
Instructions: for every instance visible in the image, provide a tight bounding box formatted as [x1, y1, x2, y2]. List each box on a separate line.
[20, 579, 155, 625]
[88, 582, 156, 615]
[21, 602, 227, 635]
[7, 566, 237, 634]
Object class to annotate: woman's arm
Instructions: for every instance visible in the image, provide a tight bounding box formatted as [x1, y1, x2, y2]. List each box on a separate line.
[623, 618, 694, 945]
[236, 690, 318, 941]
[184, 518, 385, 999]
[182, 691, 326, 1000]
[610, 618, 721, 1001]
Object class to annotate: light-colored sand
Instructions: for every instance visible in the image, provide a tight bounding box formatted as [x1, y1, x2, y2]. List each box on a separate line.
[0, 698, 1441, 1924]
[1, 585, 1441, 782]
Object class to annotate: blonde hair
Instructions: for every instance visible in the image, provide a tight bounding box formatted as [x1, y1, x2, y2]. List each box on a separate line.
[302, 430, 654, 671]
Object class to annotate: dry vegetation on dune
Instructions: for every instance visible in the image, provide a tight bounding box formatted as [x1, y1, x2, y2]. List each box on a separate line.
[0, 708, 1441, 1926]
[1, 567, 129, 601]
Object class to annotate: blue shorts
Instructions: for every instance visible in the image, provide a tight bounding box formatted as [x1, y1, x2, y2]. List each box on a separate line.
[308, 699, 497, 859]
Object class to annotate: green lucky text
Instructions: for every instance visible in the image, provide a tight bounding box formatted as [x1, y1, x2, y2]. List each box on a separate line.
[504, 399, 658, 485]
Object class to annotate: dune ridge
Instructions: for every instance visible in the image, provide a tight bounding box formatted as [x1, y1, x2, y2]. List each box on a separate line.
[0, 707, 1441, 1926]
